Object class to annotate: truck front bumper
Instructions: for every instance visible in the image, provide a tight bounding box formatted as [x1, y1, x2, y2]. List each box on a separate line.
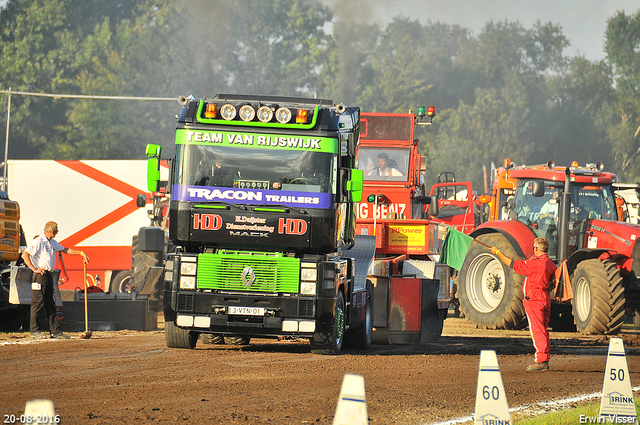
[169, 291, 333, 338]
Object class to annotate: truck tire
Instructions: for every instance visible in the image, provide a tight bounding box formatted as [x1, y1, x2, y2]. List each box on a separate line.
[571, 259, 625, 335]
[165, 321, 197, 349]
[132, 235, 162, 291]
[458, 233, 526, 330]
[224, 336, 251, 345]
[110, 270, 132, 293]
[310, 291, 345, 355]
[201, 334, 225, 344]
[344, 282, 374, 349]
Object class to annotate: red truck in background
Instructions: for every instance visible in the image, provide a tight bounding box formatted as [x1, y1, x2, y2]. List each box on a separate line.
[354, 110, 480, 343]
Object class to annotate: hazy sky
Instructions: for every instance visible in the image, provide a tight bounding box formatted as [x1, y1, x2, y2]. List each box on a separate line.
[1, 0, 638, 61]
[364, 0, 640, 61]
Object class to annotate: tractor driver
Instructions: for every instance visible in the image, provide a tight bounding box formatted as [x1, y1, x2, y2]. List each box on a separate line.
[368, 152, 403, 177]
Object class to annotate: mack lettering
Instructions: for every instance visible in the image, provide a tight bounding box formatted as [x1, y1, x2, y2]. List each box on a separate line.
[230, 231, 269, 238]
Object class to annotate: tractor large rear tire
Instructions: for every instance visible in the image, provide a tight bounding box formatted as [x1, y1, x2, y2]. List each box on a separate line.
[165, 321, 197, 349]
[458, 233, 526, 330]
[571, 259, 625, 335]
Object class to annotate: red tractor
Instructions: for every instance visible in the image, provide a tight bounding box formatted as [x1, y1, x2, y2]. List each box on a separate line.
[456, 159, 640, 334]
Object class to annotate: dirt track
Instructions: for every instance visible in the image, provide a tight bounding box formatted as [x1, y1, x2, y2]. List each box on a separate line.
[2, 318, 639, 424]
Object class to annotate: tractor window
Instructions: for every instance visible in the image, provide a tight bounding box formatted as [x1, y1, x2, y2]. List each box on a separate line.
[358, 147, 409, 182]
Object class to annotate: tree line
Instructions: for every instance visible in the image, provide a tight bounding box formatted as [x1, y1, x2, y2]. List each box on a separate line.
[1, 0, 639, 189]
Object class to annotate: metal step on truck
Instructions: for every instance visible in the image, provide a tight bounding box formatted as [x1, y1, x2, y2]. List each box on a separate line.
[145, 94, 375, 354]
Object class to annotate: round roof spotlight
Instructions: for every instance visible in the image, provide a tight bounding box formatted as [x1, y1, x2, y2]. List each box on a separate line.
[275, 107, 292, 124]
[239, 105, 256, 122]
[596, 161, 605, 171]
[547, 160, 555, 169]
[220, 104, 236, 121]
[257, 106, 274, 123]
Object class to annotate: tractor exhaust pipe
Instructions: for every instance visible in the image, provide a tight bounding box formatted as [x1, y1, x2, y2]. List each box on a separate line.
[557, 168, 572, 264]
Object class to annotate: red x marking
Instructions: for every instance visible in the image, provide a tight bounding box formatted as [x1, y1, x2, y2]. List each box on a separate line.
[57, 161, 146, 247]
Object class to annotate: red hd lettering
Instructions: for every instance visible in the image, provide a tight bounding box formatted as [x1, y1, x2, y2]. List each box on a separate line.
[278, 218, 308, 235]
[193, 213, 223, 230]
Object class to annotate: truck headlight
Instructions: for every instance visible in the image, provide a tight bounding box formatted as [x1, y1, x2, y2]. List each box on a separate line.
[220, 104, 236, 120]
[301, 267, 317, 282]
[181, 262, 197, 275]
[180, 276, 196, 289]
[300, 281, 316, 295]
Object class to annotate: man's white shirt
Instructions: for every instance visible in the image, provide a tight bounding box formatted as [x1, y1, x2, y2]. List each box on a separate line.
[25, 235, 65, 271]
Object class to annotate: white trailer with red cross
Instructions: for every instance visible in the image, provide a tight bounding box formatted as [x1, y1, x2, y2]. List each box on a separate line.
[6, 159, 154, 293]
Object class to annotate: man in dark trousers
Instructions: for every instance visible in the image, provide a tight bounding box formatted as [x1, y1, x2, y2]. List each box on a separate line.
[22, 221, 89, 339]
[490, 237, 557, 371]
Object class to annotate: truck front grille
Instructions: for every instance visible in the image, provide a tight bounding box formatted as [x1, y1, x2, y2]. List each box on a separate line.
[196, 250, 300, 294]
[177, 293, 195, 311]
[299, 299, 315, 317]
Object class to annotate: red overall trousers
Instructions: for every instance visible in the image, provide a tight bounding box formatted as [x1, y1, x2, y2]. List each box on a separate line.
[513, 254, 556, 363]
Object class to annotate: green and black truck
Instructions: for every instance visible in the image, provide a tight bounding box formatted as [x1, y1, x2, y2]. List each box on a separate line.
[145, 94, 374, 354]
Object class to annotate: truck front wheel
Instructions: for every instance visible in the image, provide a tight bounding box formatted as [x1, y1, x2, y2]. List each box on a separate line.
[165, 321, 197, 349]
[310, 291, 345, 354]
[458, 233, 526, 330]
[572, 259, 625, 335]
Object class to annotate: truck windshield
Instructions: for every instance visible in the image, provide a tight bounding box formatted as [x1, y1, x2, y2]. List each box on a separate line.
[174, 144, 336, 194]
[358, 147, 409, 182]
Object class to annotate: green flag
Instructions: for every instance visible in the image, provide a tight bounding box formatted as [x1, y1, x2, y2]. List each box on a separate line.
[440, 228, 474, 271]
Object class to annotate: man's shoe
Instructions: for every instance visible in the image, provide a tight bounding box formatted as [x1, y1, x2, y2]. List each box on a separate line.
[526, 361, 549, 371]
[51, 332, 70, 340]
[31, 331, 47, 339]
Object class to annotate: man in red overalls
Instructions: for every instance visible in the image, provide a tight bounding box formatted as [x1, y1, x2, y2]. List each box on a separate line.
[491, 237, 557, 371]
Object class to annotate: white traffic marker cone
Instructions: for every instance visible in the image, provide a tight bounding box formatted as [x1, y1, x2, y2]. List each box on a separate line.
[598, 337, 638, 423]
[24, 399, 56, 418]
[474, 350, 512, 425]
[333, 373, 368, 425]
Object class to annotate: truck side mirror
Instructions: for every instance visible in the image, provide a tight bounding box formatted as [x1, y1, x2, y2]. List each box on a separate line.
[146, 144, 162, 193]
[347, 169, 363, 203]
[429, 195, 439, 217]
[147, 158, 161, 192]
[532, 180, 545, 197]
[136, 194, 147, 208]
